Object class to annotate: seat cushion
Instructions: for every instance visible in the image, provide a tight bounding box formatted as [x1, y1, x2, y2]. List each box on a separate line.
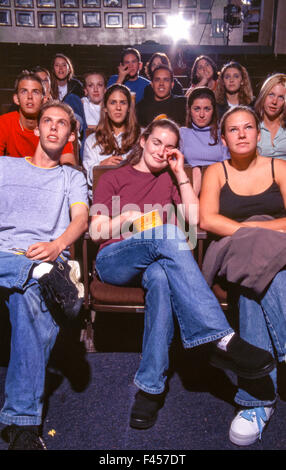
[90, 275, 145, 306]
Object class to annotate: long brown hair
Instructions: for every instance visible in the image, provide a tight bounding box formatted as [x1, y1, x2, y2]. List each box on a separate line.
[50, 53, 74, 100]
[186, 87, 218, 145]
[95, 84, 140, 156]
[215, 61, 254, 106]
[127, 118, 180, 166]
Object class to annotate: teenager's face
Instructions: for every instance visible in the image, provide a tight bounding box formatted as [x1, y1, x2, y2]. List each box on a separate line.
[222, 67, 243, 94]
[151, 69, 174, 101]
[14, 79, 44, 118]
[84, 74, 106, 105]
[221, 111, 259, 158]
[105, 90, 129, 126]
[53, 57, 70, 81]
[190, 97, 213, 128]
[122, 53, 141, 79]
[37, 106, 74, 155]
[263, 83, 286, 120]
[150, 56, 163, 72]
[140, 126, 178, 173]
[35, 71, 51, 99]
[196, 59, 214, 81]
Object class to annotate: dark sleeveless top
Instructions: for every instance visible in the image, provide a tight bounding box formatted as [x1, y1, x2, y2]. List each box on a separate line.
[219, 159, 286, 222]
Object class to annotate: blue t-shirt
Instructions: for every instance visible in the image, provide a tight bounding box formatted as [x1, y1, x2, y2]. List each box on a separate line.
[0, 157, 88, 257]
[107, 75, 150, 104]
[180, 125, 230, 167]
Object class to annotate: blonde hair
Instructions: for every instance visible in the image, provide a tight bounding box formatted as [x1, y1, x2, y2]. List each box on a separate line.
[254, 73, 286, 127]
[215, 61, 254, 106]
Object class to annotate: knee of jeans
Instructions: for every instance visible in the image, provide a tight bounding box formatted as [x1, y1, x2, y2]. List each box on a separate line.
[142, 262, 168, 290]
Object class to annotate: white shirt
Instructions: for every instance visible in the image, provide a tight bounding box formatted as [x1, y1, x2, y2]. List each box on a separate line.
[83, 132, 130, 198]
[58, 84, 68, 101]
[81, 97, 101, 126]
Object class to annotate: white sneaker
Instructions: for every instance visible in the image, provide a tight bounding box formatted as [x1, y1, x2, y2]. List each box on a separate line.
[229, 406, 274, 446]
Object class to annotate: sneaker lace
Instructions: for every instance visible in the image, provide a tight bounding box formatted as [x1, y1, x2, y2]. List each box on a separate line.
[240, 407, 267, 439]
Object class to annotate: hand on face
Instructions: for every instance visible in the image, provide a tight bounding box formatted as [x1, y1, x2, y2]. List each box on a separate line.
[166, 148, 185, 175]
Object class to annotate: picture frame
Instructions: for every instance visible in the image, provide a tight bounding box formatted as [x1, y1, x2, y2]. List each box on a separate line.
[37, 0, 55, 7]
[152, 12, 167, 27]
[128, 12, 146, 28]
[0, 9, 11, 25]
[182, 10, 196, 25]
[103, 0, 122, 7]
[127, 0, 145, 7]
[38, 10, 57, 27]
[152, 0, 170, 8]
[60, 10, 79, 26]
[0, 0, 11, 6]
[104, 11, 122, 27]
[83, 11, 101, 27]
[200, 0, 212, 9]
[198, 11, 211, 23]
[60, 0, 79, 7]
[178, 0, 196, 7]
[15, 9, 35, 26]
[15, 0, 33, 7]
[82, 0, 100, 6]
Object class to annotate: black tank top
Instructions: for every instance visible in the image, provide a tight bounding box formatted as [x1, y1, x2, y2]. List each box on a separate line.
[219, 159, 286, 222]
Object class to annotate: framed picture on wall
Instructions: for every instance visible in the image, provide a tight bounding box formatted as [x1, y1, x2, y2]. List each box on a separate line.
[0, 9, 11, 25]
[103, 0, 122, 7]
[38, 10, 57, 26]
[60, 0, 79, 7]
[127, 0, 145, 7]
[37, 0, 55, 6]
[15, 0, 33, 7]
[105, 12, 122, 27]
[15, 9, 35, 26]
[152, 12, 167, 27]
[0, 0, 11, 6]
[178, 0, 196, 7]
[200, 0, 212, 9]
[83, 11, 101, 27]
[82, 0, 100, 6]
[182, 10, 196, 25]
[60, 10, 79, 26]
[152, 0, 170, 8]
[128, 12, 146, 28]
[198, 12, 211, 23]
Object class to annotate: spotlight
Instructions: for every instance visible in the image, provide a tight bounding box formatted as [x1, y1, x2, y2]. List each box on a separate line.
[166, 14, 191, 42]
[224, 4, 242, 27]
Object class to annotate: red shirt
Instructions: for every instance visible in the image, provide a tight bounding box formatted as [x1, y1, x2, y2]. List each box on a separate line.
[0, 111, 73, 157]
[93, 163, 182, 250]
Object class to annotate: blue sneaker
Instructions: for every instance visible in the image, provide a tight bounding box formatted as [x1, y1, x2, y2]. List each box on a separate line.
[229, 406, 274, 446]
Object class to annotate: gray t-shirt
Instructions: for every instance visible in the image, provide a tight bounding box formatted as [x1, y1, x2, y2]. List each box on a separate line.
[0, 156, 88, 257]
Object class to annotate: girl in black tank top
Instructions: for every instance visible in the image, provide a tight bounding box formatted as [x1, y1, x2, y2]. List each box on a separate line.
[219, 158, 286, 222]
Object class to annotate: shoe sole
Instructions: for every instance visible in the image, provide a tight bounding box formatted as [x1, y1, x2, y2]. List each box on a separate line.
[130, 415, 157, 430]
[210, 355, 275, 379]
[229, 408, 274, 446]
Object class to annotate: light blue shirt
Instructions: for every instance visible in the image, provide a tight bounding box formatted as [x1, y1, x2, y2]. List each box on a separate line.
[257, 122, 286, 160]
[0, 157, 88, 257]
[180, 125, 230, 167]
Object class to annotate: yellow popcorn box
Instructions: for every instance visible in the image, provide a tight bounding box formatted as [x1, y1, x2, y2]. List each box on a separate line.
[133, 210, 163, 233]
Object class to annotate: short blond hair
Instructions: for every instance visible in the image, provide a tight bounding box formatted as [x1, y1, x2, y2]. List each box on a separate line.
[255, 73, 286, 127]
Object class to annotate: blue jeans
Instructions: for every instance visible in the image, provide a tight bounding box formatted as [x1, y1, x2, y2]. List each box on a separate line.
[235, 270, 286, 407]
[0, 252, 59, 425]
[96, 225, 233, 394]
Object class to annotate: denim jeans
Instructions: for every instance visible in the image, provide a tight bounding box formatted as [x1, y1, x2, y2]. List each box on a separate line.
[96, 224, 233, 394]
[0, 252, 59, 426]
[235, 270, 286, 408]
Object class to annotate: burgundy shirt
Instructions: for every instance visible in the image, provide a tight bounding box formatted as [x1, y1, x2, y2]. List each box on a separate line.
[92, 163, 182, 250]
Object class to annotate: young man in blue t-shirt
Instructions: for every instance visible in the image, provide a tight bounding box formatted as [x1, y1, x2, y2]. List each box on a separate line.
[0, 101, 88, 450]
[107, 47, 150, 104]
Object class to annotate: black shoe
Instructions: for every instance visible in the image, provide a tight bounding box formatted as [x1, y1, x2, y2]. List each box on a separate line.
[130, 390, 164, 430]
[8, 425, 47, 450]
[38, 260, 84, 319]
[210, 334, 275, 379]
